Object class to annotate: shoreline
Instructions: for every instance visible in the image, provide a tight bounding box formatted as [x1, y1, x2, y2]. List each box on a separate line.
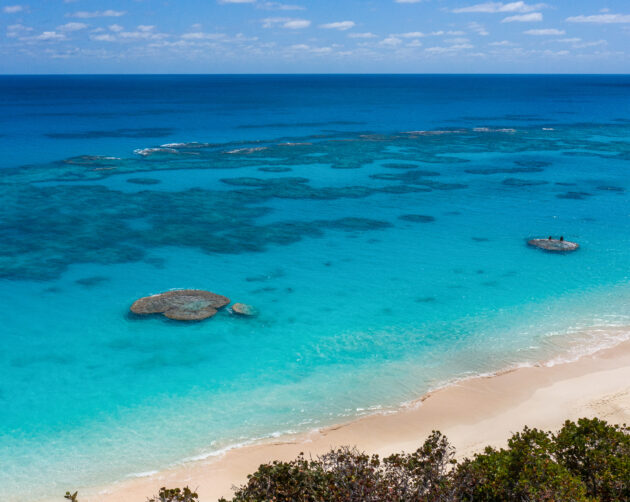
[82, 331, 630, 502]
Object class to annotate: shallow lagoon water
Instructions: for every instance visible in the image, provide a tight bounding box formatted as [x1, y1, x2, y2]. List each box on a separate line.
[1, 75, 630, 500]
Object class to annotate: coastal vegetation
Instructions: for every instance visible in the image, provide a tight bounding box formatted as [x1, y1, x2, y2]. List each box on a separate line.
[66, 417, 629, 502]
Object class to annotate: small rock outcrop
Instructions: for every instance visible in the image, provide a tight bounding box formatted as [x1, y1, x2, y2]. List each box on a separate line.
[130, 289, 230, 321]
[232, 303, 258, 317]
[528, 238, 579, 252]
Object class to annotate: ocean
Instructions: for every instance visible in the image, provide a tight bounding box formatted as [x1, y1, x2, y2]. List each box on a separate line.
[1, 75, 630, 500]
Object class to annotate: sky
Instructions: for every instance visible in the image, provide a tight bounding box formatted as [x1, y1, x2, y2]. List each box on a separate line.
[0, 0, 629, 73]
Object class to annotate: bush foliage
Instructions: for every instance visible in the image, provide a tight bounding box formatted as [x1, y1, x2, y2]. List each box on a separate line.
[67, 418, 629, 502]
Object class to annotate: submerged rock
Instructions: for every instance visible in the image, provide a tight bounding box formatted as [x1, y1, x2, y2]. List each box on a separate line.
[399, 214, 436, 223]
[557, 191, 592, 200]
[126, 177, 161, 185]
[232, 303, 258, 316]
[130, 289, 230, 321]
[502, 178, 549, 187]
[465, 166, 544, 175]
[528, 238, 579, 252]
[258, 167, 292, 173]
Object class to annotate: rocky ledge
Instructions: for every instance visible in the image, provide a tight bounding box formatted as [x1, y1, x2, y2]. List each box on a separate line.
[130, 289, 230, 321]
[231, 303, 258, 317]
[528, 238, 579, 252]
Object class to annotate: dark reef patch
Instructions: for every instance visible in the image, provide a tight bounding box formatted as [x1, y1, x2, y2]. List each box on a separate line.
[75, 276, 109, 287]
[472, 237, 490, 242]
[382, 162, 419, 169]
[220, 176, 310, 187]
[370, 170, 440, 181]
[0, 181, 389, 280]
[465, 167, 544, 175]
[514, 160, 552, 168]
[127, 178, 161, 185]
[258, 167, 292, 173]
[377, 185, 432, 194]
[502, 178, 549, 187]
[556, 191, 593, 200]
[398, 214, 436, 223]
[596, 185, 625, 192]
[482, 280, 499, 287]
[415, 296, 436, 303]
[325, 217, 392, 232]
[420, 180, 468, 191]
[250, 287, 277, 294]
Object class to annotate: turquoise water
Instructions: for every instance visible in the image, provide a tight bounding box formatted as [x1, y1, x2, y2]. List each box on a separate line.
[2, 76, 630, 500]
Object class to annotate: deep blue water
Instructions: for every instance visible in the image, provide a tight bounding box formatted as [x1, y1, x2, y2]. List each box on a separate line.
[2, 75, 630, 500]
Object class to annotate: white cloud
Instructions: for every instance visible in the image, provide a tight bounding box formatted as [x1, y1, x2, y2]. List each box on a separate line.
[36, 31, 66, 41]
[397, 31, 426, 38]
[524, 28, 565, 35]
[90, 33, 116, 42]
[87, 25, 169, 42]
[259, 2, 305, 10]
[573, 39, 607, 48]
[488, 40, 514, 46]
[181, 32, 226, 40]
[118, 26, 168, 40]
[468, 21, 489, 35]
[566, 13, 630, 24]
[348, 32, 377, 38]
[57, 22, 88, 31]
[453, 2, 545, 14]
[425, 43, 473, 53]
[502, 12, 542, 22]
[284, 19, 310, 28]
[287, 43, 333, 54]
[555, 37, 581, 43]
[445, 37, 470, 43]
[6, 23, 32, 37]
[553, 37, 608, 48]
[320, 21, 355, 30]
[67, 10, 126, 18]
[3, 5, 23, 13]
[262, 17, 310, 28]
[393, 30, 465, 38]
[379, 36, 402, 46]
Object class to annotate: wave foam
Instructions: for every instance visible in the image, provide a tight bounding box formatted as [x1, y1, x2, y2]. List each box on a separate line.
[133, 147, 178, 157]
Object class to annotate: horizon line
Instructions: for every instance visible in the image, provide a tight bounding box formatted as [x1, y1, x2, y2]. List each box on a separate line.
[1, 72, 630, 76]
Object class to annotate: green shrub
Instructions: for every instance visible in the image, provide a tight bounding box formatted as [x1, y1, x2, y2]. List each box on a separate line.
[554, 417, 630, 501]
[454, 427, 590, 501]
[147, 487, 200, 502]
